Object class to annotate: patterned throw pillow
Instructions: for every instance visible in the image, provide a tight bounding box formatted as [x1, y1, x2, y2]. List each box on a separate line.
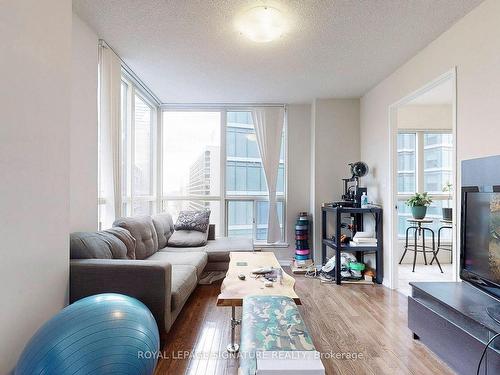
[174, 209, 211, 233]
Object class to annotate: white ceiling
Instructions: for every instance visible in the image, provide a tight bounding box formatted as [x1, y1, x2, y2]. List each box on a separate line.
[73, 0, 483, 104]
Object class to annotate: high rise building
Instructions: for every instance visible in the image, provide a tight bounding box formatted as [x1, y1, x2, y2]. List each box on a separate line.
[187, 146, 220, 211]
[183, 112, 285, 240]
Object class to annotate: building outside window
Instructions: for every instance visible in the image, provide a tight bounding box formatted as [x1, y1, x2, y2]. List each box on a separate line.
[397, 131, 453, 239]
[397, 133, 416, 194]
[225, 111, 285, 241]
[111, 91, 287, 242]
[160, 109, 286, 242]
[161, 111, 222, 235]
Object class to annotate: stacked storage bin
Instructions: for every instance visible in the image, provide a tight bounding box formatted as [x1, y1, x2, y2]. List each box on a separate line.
[295, 212, 310, 261]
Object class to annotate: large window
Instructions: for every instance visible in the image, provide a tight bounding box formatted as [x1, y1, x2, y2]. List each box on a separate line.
[397, 131, 453, 238]
[120, 74, 157, 217]
[159, 110, 286, 242]
[225, 111, 285, 241]
[98, 72, 158, 229]
[423, 133, 453, 194]
[161, 112, 222, 236]
[396, 133, 416, 194]
[113, 101, 287, 242]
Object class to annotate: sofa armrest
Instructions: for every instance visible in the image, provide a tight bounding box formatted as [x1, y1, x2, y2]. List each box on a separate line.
[70, 259, 172, 332]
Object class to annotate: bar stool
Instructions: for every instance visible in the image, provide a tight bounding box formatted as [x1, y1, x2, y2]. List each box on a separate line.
[431, 219, 453, 265]
[399, 218, 443, 273]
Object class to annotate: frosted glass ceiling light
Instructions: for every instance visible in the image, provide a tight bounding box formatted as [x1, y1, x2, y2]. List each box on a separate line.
[237, 6, 287, 43]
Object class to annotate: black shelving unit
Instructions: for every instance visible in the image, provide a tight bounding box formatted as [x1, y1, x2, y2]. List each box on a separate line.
[321, 206, 383, 284]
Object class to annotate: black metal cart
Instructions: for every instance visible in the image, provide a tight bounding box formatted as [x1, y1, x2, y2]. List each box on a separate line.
[321, 206, 383, 284]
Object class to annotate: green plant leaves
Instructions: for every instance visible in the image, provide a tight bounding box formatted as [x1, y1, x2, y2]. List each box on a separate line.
[405, 192, 433, 207]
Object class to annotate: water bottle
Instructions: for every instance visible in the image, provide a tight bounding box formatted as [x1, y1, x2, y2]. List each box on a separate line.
[361, 192, 369, 208]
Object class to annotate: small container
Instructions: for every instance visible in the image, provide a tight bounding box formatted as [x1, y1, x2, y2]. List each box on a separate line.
[361, 192, 369, 208]
[277, 268, 283, 285]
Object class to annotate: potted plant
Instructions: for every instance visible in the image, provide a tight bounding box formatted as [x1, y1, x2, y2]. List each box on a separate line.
[442, 182, 453, 221]
[406, 192, 433, 219]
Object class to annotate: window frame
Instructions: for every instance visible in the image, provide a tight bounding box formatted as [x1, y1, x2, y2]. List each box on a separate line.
[120, 71, 159, 217]
[159, 106, 288, 244]
[397, 129, 453, 239]
[159, 108, 224, 237]
[397, 130, 452, 201]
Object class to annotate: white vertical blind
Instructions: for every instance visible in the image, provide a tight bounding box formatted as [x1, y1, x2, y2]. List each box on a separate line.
[98, 45, 121, 229]
[252, 107, 285, 243]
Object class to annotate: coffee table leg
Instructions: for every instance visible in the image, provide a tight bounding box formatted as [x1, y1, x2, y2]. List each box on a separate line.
[227, 306, 240, 353]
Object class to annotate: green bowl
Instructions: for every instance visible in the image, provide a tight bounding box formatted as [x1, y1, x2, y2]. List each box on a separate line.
[348, 262, 365, 271]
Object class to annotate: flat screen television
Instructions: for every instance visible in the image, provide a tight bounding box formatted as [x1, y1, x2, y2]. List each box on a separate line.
[461, 188, 500, 300]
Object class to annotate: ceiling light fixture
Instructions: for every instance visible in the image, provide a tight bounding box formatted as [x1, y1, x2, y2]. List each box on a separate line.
[236, 6, 287, 43]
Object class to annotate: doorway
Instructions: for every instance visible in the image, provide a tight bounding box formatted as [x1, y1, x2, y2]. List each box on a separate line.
[389, 70, 458, 295]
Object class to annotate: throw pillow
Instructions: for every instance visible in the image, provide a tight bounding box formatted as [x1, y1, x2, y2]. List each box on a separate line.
[174, 209, 210, 233]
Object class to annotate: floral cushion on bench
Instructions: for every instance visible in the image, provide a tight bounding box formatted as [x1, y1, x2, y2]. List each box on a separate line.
[239, 295, 315, 375]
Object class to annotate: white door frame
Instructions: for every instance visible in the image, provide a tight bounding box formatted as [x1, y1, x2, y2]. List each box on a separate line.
[387, 68, 458, 290]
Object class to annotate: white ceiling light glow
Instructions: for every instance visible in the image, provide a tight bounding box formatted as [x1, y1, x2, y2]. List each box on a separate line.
[236, 6, 287, 43]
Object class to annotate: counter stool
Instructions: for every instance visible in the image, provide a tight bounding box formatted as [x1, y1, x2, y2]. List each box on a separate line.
[399, 218, 443, 273]
[430, 219, 453, 265]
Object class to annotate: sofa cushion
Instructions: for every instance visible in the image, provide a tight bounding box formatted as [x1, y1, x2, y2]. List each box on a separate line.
[161, 247, 209, 254]
[162, 237, 253, 263]
[174, 209, 210, 233]
[70, 232, 112, 259]
[152, 213, 175, 249]
[70, 229, 134, 260]
[113, 216, 158, 260]
[170, 265, 198, 312]
[105, 227, 136, 259]
[203, 237, 254, 262]
[147, 251, 207, 279]
[167, 229, 208, 248]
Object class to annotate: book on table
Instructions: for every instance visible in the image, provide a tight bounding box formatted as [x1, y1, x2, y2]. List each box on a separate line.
[353, 231, 374, 239]
[350, 238, 377, 247]
[349, 241, 377, 247]
[352, 232, 377, 245]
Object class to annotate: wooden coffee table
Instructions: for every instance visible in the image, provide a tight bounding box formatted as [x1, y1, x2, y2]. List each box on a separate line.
[217, 251, 301, 352]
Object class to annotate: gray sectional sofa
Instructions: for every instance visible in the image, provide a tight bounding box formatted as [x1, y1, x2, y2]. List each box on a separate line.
[69, 213, 253, 333]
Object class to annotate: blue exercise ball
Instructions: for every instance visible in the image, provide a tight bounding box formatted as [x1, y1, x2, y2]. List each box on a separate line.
[16, 293, 159, 375]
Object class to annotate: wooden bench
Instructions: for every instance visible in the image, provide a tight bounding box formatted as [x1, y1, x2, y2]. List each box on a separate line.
[239, 295, 317, 375]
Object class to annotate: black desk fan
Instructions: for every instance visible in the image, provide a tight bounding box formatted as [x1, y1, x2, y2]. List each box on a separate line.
[341, 161, 369, 206]
[350, 161, 369, 179]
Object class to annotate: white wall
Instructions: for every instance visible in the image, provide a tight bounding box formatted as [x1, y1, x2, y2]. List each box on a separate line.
[265, 100, 361, 265]
[278, 104, 312, 261]
[70, 13, 99, 232]
[397, 104, 453, 130]
[360, 0, 500, 287]
[0, 0, 72, 373]
[311, 99, 361, 263]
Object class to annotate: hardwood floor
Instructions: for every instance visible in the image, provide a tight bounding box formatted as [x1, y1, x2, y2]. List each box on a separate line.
[155, 271, 455, 375]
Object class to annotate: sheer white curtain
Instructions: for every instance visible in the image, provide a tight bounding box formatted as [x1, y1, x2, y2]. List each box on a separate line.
[98, 44, 121, 229]
[252, 107, 285, 243]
